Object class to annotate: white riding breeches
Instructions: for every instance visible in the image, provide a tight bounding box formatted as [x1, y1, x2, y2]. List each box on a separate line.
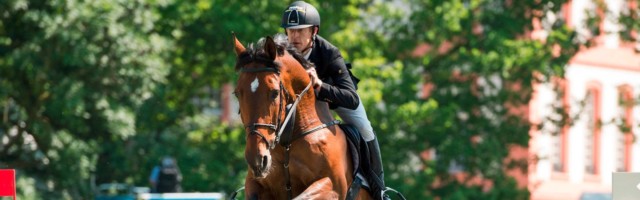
[334, 96, 375, 142]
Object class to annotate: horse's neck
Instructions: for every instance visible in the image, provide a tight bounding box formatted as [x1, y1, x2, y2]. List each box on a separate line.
[282, 55, 334, 132]
[313, 101, 335, 123]
[293, 89, 334, 133]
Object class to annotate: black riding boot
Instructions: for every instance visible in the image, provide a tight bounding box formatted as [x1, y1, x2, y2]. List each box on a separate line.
[367, 138, 389, 200]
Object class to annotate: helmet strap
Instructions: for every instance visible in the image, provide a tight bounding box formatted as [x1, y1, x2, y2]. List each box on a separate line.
[313, 26, 319, 37]
[301, 41, 313, 55]
[301, 27, 316, 54]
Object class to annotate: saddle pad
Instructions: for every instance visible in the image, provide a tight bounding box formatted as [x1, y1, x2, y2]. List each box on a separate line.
[339, 124, 362, 177]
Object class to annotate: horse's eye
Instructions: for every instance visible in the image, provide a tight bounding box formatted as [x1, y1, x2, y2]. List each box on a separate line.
[233, 91, 240, 98]
[270, 89, 279, 100]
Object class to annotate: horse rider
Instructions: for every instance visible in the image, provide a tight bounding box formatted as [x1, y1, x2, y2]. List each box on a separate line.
[281, 1, 389, 199]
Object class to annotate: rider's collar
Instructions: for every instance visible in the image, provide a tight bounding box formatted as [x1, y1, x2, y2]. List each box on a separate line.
[303, 42, 313, 60]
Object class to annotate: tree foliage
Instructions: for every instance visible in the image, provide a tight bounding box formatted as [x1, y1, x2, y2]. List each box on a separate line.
[0, 0, 588, 199]
[1, 0, 169, 198]
[618, 0, 639, 44]
[344, 0, 579, 199]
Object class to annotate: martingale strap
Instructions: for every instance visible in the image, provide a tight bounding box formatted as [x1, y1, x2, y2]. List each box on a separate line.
[274, 81, 313, 146]
[240, 65, 345, 200]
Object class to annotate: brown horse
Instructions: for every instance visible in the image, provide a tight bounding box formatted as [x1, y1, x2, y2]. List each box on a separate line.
[233, 34, 372, 200]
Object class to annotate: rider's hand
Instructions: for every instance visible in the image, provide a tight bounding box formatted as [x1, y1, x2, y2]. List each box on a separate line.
[307, 68, 323, 89]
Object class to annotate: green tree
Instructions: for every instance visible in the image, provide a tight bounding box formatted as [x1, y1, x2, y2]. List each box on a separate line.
[618, 0, 639, 48]
[101, 0, 374, 195]
[0, 0, 589, 199]
[0, 0, 169, 198]
[98, 0, 291, 194]
[341, 0, 580, 199]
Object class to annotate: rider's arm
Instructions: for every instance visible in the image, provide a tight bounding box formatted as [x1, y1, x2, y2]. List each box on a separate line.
[316, 54, 359, 110]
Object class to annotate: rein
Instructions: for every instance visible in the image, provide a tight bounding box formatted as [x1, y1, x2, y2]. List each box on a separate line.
[239, 65, 341, 200]
[239, 66, 313, 149]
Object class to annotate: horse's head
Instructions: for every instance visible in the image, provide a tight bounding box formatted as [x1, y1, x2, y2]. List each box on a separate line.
[233, 33, 313, 178]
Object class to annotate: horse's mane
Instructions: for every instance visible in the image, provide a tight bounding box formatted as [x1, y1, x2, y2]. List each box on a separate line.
[235, 33, 314, 72]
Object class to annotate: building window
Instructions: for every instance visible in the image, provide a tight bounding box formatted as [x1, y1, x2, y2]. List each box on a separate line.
[551, 132, 565, 172]
[584, 91, 595, 174]
[550, 78, 569, 173]
[615, 131, 626, 172]
[584, 86, 601, 175]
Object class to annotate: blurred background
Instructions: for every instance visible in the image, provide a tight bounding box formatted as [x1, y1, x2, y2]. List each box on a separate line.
[1, 0, 639, 199]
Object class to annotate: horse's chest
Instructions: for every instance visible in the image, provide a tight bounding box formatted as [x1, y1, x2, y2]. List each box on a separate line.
[267, 146, 330, 179]
[257, 158, 325, 196]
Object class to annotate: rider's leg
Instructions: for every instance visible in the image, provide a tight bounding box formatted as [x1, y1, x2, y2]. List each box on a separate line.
[334, 96, 387, 199]
[367, 137, 386, 199]
[333, 96, 375, 141]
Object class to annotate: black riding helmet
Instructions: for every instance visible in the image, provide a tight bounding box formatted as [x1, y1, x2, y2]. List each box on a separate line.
[281, 1, 320, 30]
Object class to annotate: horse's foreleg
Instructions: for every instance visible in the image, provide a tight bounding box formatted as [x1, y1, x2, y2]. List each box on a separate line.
[244, 175, 262, 200]
[293, 177, 339, 200]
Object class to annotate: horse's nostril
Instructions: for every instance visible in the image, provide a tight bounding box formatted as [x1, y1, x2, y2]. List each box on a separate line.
[262, 155, 268, 169]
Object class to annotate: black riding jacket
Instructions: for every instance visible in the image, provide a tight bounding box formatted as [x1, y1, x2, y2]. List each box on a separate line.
[308, 35, 359, 110]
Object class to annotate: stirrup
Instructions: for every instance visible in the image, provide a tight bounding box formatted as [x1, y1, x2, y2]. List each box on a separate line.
[382, 187, 406, 200]
[229, 186, 245, 200]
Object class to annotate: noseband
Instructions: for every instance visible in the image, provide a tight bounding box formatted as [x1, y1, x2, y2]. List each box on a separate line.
[240, 66, 312, 150]
[240, 64, 341, 200]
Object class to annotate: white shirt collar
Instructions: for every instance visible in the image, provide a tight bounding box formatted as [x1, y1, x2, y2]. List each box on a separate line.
[303, 48, 312, 60]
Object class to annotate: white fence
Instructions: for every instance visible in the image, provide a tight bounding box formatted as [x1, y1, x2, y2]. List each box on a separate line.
[137, 193, 224, 200]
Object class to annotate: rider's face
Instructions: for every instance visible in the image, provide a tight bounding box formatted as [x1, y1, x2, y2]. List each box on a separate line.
[286, 27, 314, 52]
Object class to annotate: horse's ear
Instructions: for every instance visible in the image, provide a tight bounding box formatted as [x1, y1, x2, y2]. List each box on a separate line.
[233, 32, 246, 56]
[264, 36, 276, 60]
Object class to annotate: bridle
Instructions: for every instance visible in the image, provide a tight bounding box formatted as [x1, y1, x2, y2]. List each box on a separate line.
[239, 66, 312, 150]
[238, 54, 340, 200]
